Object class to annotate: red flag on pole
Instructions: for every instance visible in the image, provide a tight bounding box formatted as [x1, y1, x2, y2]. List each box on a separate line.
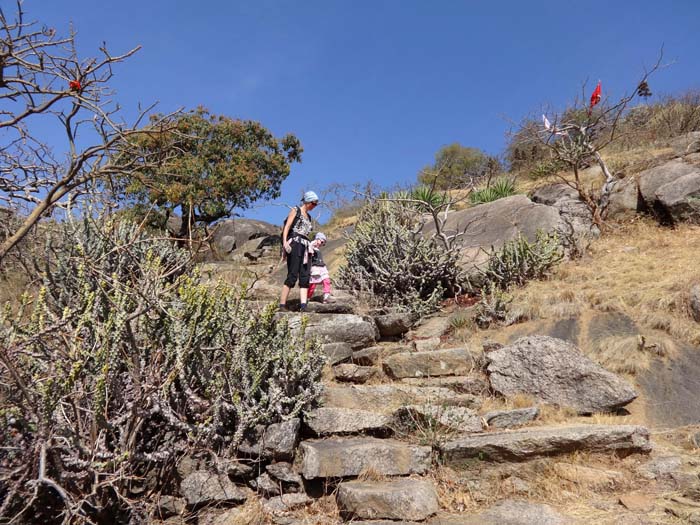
[589, 81, 602, 109]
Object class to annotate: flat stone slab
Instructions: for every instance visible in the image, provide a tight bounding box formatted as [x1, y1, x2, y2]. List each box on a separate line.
[337, 478, 439, 521]
[288, 313, 378, 349]
[430, 499, 571, 524]
[304, 407, 393, 436]
[299, 437, 431, 479]
[484, 407, 540, 429]
[394, 405, 483, 433]
[384, 348, 471, 379]
[486, 336, 638, 414]
[321, 384, 480, 413]
[401, 375, 489, 396]
[353, 345, 407, 366]
[441, 424, 652, 465]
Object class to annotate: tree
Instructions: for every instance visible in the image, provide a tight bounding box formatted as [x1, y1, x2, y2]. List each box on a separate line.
[511, 51, 666, 229]
[418, 143, 491, 189]
[119, 107, 303, 239]
[0, 2, 173, 262]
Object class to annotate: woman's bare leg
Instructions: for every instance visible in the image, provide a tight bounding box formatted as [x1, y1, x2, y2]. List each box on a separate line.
[280, 285, 291, 305]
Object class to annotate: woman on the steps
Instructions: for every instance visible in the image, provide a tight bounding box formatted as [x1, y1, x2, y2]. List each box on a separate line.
[279, 191, 318, 311]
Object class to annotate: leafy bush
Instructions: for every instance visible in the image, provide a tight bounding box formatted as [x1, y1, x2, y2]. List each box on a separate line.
[478, 231, 563, 291]
[469, 177, 517, 205]
[0, 215, 323, 522]
[528, 159, 565, 179]
[337, 201, 463, 316]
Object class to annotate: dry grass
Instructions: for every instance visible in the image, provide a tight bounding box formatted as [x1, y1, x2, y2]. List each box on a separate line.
[506, 219, 700, 346]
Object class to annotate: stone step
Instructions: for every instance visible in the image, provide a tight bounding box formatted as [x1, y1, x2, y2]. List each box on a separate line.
[287, 313, 378, 349]
[400, 375, 489, 395]
[429, 500, 572, 525]
[304, 407, 394, 436]
[337, 478, 439, 521]
[333, 363, 378, 383]
[352, 344, 408, 366]
[440, 424, 652, 465]
[484, 407, 540, 429]
[373, 312, 417, 338]
[394, 405, 483, 433]
[321, 384, 481, 414]
[298, 437, 431, 479]
[383, 348, 472, 379]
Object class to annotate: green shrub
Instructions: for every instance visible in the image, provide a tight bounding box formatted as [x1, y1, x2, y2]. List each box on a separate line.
[478, 231, 563, 291]
[528, 159, 565, 179]
[0, 214, 323, 522]
[337, 201, 463, 316]
[469, 177, 517, 204]
[475, 283, 513, 328]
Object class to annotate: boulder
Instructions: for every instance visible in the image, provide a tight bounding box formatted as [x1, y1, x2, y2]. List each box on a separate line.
[606, 177, 641, 219]
[484, 407, 539, 429]
[669, 131, 700, 156]
[637, 159, 697, 204]
[655, 170, 700, 224]
[321, 384, 481, 413]
[337, 479, 439, 521]
[427, 195, 564, 276]
[211, 218, 278, 254]
[299, 437, 431, 479]
[486, 335, 638, 414]
[383, 348, 471, 379]
[304, 407, 393, 436]
[374, 313, 416, 337]
[252, 472, 280, 497]
[530, 183, 597, 242]
[262, 493, 312, 515]
[288, 314, 378, 349]
[265, 462, 303, 488]
[440, 424, 652, 465]
[180, 470, 250, 507]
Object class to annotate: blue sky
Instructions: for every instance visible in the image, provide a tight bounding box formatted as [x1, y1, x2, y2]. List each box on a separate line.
[37, 1, 700, 223]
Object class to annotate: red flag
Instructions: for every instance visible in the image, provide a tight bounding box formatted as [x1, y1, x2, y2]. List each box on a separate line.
[69, 80, 82, 92]
[589, 81, 601, 109]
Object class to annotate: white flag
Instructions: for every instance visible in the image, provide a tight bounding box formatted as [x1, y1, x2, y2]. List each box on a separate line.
[542, 114, 552, 131]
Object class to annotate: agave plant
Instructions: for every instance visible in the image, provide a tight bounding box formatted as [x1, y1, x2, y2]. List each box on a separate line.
[469, 177, 517, 204]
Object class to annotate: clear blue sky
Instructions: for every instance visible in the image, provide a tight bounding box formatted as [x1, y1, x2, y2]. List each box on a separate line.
[38, 1, 700, 224]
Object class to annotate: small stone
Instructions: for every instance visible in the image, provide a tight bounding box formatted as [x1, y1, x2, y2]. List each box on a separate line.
[414, 337, 441, 352]
[180, 470, 250, 507]
[333, 363, 376, 383]
[322, 342, 353, 365]
[253, 472, 280, 497]
[155, 496, 185, 518]
[374, 313, 416, 337]
[619, 492, 654, 512]
[266, 462, 303, 486]
[263, 493, 312, 514]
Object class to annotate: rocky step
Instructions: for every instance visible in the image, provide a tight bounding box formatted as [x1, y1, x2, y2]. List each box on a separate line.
[321, 384, 481, 413]
[337, 478, 439, 522]
[383, 347, 472, 379]
[352, 344, 409, 366]
[298, 437, 431, 479]
[400, 375, 489, 395]
[287, 313, 378, 349]
[440, 424, 652, 465]
[304, 407, 394, 436]
[333, 363, 379, 383]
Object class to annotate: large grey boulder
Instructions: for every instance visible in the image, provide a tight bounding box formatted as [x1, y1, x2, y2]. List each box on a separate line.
[288, 313, 378, 349]
[210, 218, 278, 254]
[440, 424, 651, 464]
[637, 159, 697, 204]
[180, 471, 250, 507]
[429, 195, 563, 275]
[530, 183, 597, 242]
[655, 170, 700, 224]
[337, 479, 439, 521]
[383, 348, 471, 379]
[486, 335, 637, 414]
[299, 437, 431, 479]
[606, 176, 641, 219]
[304, 407, 393, 436]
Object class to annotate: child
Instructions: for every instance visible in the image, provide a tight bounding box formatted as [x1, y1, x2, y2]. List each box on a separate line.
[308, 232, 334, 303]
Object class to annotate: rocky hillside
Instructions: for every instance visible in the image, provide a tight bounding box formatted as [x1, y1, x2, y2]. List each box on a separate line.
[159, 133, 700, 524]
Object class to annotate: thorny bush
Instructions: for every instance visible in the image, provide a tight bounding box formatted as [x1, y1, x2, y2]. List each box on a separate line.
[337, 200, 463, 316]
[0, 215, 324, 523]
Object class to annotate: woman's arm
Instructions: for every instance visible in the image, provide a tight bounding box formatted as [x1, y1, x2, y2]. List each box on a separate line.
[282, 208, 296, 248]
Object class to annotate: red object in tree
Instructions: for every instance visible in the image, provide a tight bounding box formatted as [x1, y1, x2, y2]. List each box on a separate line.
[589, 81, 602, 109]
[69, 80, 82, 92]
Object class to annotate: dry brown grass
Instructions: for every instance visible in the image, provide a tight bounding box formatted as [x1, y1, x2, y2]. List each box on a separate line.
[507, 219, 700, 346]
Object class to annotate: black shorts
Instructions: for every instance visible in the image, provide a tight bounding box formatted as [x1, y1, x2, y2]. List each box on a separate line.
[284, 240, 310, 288]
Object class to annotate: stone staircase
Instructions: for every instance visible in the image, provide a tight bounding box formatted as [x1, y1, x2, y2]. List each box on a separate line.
[272, 300, 654, 524]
